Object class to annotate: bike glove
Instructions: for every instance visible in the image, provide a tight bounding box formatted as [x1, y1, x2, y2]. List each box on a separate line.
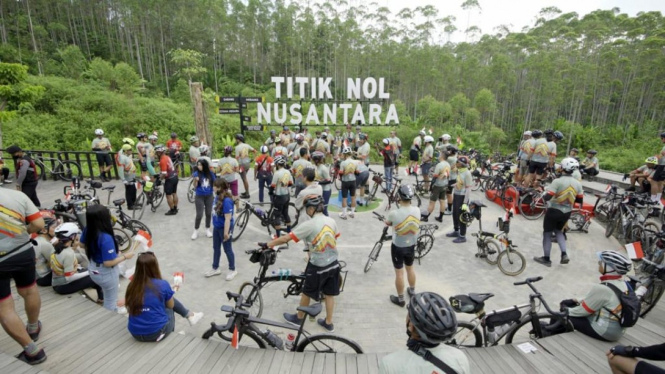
[610, 345, 634, 357]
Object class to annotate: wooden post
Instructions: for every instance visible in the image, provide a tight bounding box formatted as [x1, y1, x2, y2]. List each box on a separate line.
[190, 82, 212, 153]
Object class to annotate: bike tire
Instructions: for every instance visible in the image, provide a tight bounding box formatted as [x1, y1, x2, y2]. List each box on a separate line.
[151, 188, 165, 211]
[412, 193, 422, 208]
[232, 209, 250, 242]
[113, 228, 132, 252]
[288, 202, 300, 228]
[187, 180, 196, 203]
[56, 160, 82, 181]
[128, 219, 152, 237]
[176, 162, 193, 182]
[471, 177, 482, 192]
[334, 174, 342, 191]
[34, 160, 45, 181]
[364, 242, 383, 273]
[415, 234, 434, 259]
[605, 210, 619, 238]
[641, 222, 660, 258]
[484, 177, 498, 200]
[217, 326, 267, 348]
[504, 313, 573, 344]
[444, 321, 483, 348]
[367, 182, 379, 202]
[640, 282, 664, 318]
[484, 239, 500, 265]
[295, 333, 364, 353]
[132, 193, 146, 220]
[497, 249, 527, 276]
[239, 282, 264, 318]
[518, 192, 546, 220]
[501, 185, 518, 210]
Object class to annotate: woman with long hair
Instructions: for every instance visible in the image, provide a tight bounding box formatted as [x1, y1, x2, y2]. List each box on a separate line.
[126, 252, 203, 342]
[78, 204, 135, 312]
[204, 179, 236, 280]
[191, 158, 216, 240]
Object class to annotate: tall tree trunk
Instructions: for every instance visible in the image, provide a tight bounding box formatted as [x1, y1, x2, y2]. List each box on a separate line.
[190, 82, 212, 151]
[25, 0, 43, 75]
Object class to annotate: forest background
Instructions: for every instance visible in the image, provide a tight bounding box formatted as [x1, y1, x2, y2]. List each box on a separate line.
[0, 0, 664, 172]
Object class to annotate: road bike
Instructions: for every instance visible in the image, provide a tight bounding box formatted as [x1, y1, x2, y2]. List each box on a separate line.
[445, 276, 572, 348]
[632, 258, 665, 317]
[27, 152, 82, 181]
[232, 199, 300, 242]
[132, 175, 165, 219]
[518, 188, 548, 220]
[202, 291, 363, 353]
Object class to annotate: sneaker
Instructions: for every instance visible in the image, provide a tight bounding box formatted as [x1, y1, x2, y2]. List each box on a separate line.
[446, 231, 459, 238]
[15, 349, 47, 365]
[453, 236, 467, 244]
[533, 256, 552, 267]
[225, 270, 238, 281]
[117, 306, 128, 314]
[339, 212, 347, 220]
[206, 228, 213, 238]
[191, 230, 198, 240]
[561, 254, 570, 264]
[434, 216, 443, 223]
[317, 318, 335, 332]
[407, 288, 415, 298]
[205, 268, 222, 277]
[26, 321, 41, 342]
[348, 210, 355, 218]
[421, 215, 429, 222]
[390, 295, 406, 307]
[283, 313, 304, 326]
[241, 192, 250, 199]
[443, 209, 453, 216]
[187, 312, 204, 326]
[165, 209, 176, 216]
[3, 179, 12, 184]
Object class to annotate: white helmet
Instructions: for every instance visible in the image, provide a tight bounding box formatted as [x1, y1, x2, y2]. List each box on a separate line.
[342, 147, 352, 154]
[560, 157, 579, 173]
[419, 130, 426, 136]
[442, 134, 451, 141]
[199, 144, 210, 155]
[424, 135, 434, 143]
[148, 135, 158, 141]
[598, 251, 631, 275]
[260, 145, 269, 153]
[382, 138, 390, 145]
[94, 129, 104, 136]
[523, 131, 532, 136]
[54, 222, 81, 240]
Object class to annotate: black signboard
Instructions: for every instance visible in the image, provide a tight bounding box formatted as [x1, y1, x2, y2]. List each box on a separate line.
[219, 108, 240, 114]
[243, 125, 264, 131]
[242, 116, 251, 122]
[242, 97, 263, 103]
[217, 96, 238, 103]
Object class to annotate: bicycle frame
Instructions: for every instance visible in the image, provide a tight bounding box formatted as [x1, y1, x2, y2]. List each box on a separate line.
[250, 255, 305, 299]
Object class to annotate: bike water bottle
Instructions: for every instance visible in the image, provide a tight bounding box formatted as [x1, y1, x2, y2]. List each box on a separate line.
[263, 329, 284, 350]
[493, 323, 512, 339]
[285, 333, 296, 351]
[487, 328, 499, 344]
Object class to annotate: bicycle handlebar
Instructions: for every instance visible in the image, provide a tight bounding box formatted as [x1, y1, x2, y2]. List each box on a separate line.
[514, 276, 568, 318]
[513, 276, 542, 286]
[372, 212, 385, 221]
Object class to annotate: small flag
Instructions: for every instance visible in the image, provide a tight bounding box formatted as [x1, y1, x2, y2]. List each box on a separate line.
[605, 184, 612, 193]
[231, 327, 239, 349]
[134, 230, 153, 252]
[625, 242, 644, 260]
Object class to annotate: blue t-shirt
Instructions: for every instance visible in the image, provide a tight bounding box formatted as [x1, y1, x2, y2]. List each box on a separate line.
[80, 229, 117, 264]
[193, 171, 216, 196]
[127, 279, 174, 335]
[212, 196, 234, 229]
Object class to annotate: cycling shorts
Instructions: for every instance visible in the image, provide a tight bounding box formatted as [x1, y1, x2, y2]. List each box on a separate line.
[341, 180, 356, 198]
[529, 161, 547, 176]
[140, 161, 149, 172]
[229, 179, 239, 197]
[636, 360, 665, 374]
[303, 261, 341, 301]
[430, 185, 447, 201]
[543, 208, 571, 232]
[391, 243, 415, 269]
[653, 165, 665, 182]
[96, 153, 113, 167]
[271, 195, 290, 226]
[164, 176, 178, 195]
[0, 249, 37, 300]
[409, 149, 419, 162]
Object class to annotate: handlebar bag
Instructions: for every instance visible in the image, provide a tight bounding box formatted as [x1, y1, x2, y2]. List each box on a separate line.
[484, 308, 522, 329]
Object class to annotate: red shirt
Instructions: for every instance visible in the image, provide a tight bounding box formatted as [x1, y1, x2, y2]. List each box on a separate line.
[255, 155, 273, 175]
[166, 139, 182, 152]
[159, 155, 176, 179]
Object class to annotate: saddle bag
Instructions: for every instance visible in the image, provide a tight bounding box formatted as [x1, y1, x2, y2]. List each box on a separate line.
[449, 295, 484, 314]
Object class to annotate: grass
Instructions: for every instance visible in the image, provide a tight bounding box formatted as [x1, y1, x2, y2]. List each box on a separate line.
[328, 193, 382, 213]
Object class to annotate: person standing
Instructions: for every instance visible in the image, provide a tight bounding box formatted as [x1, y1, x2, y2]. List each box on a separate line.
[422, 151, 450, 223]
[333, 130, 343, 159]
[191, 158, 216, 240]
[188, 135, 202, 166]
[342, 124, 355, 146]
[92, 129, 113, 181]
[235, 134, 256, 199]
[6, 145, 41, 208]
[166, 132, 183, 165]
[338, 148, 358, 219]
[136, 133, 149, 179]
[421, 136, 434, 191]
[270, 156, 294, 238]
[527, 130, 549, 188]
[312, 152, 332, 216]
[446, 156, 473, 243]
[0, 189, 46, 364]
[444, 146, 459, 215]
[218, 146, 240, 200]
[155, 145, 179, 216]
[386, 185, 420, 307]
[116, 144, 138, 210]
[292, 148, 313, 197]
[254, 146, 273, 203]
[409, 130, 425, 175]
[515, 131, 532, 185]
[389, 131, 402, 174]
[377, 139, 396, 193]
[143, 134, 158, 177]
[356, 135, 371, 206]
[265, 130, 278, 154]
[205, 179, 237, 280]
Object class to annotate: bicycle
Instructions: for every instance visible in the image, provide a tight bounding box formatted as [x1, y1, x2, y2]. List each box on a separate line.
[26, 152, 82, 182]
[202, 291, 363, 353]
[330, 159, 341, 191]
[132, 175, 165, 219]
[632, 258, 665, 317]
[484, 162, 518, 210]
[517, 188, 548, 220]
[445, 276, 572, 348]
[231, 199, 301, 242]
[365, 168, 384, 203]
[63, 178, 101, 201]
[383, 176, 422, 211]
[187, 179, 196, 203]
[604, 194, 659, 246]
[412, 167, 432, 198]
[172, 153, 193, 181]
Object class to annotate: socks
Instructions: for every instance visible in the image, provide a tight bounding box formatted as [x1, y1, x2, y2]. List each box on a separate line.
[438, 213, 444, 220]
[544, 256, 550, 262]
[286, 226, 291, 233]
[24, 342, 39, 355]
[398, 294, 405, 303]
[408, 287, 415, 294]
[275, 229, 281, 237]
[26, 322, 39, 333]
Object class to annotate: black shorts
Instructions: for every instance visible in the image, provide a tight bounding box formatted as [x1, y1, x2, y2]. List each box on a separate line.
[409, 149, 419, 162]
[140, 161, 149, 172]
[636, 360, 665, 374]
[0, 248, 37, 300]
[430, 185, 447, 201]
[164, 176, 178, 195]
[391, 243, 415, 269]
[302, 261, 341, 301]
[356, 171, 369, 189]
[341, 180, 356, 198]
[271, 195, 290, 226]
[653, 165, 665, 182]
[96, 153, 112, 167]
[543, 208, 571, 232]
[529, 161, 547, 175]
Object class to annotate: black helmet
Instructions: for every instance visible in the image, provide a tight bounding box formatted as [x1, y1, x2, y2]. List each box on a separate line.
[170, 132, 177, 138]
[311, 151, 325, 162]
[303, 195, 324, 208]
[531, 130, 543, 138]
[223, 145, 233, 155]
[137, 132, 146, 139]
[570, 148, 579, 153]
[544, 129, 554, 135]
[661, 132, 665, 139]
[587, 149, 598, 155]
[554, 131, 564, 140]
[397, 184, 414, 201]
[408, 292, 458, 344]
[235, 134, 245, 142]
[446, 145, 458, 153]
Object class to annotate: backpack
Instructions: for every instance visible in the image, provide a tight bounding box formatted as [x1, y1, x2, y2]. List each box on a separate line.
[603, 282, 640, 327]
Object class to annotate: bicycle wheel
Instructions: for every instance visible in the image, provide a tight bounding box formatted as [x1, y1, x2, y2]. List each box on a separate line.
[367, 182, 379, 202]
[364, 242, 383, 273]
[412, 193, 422, 208]
[295, 334, 363, 353]
[218, 326, 266, 348]
[501, 185, 518, 210]
[239, 282, 264, 318]
[34, 161, 45, 181]
[187, 180, 196, 203]
[333, 173, 341, 191]
[232, 209, 250, 242]
[56, 160, 82, 181]
[484, 177, 498, 200]
[471, 177, 482, 192]
[483, 239, 500, 265]
[415, 234, 434, 259]
[113, 228, 132, 252]
[640, 282, 664, 317]
[604, 210, 619, 238]
[505, 313, 572, 344]
[444, 321, 482, 348]
[132, 193, 146, 220]
[641, 222, 660, 257]
[176, 161, 193, 181]
[127, 219, 152, 237]
[497, 249, 527, 276]
[568, 211, 586, 232]
[288, 203, 300, 228]
[151, 188, 165, 212]
[518, 192, 546, 220]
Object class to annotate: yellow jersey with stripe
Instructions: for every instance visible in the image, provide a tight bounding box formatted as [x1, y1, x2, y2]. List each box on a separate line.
[531, 138, 550, 163]
[289, 214, 339, 267]
[545, 175, 584, 214]
[387, 206, 421, 247]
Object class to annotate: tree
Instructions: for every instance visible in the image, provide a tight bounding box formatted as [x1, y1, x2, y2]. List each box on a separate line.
[0, 63, 45, 151]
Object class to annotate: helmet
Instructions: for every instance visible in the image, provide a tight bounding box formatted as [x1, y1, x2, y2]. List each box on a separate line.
[40, 210, 58, 228]
[442, 134, 451, 141]
[295, 134, 304, 142]
[311, 151, 324, 161]
[283, 126, 289, 131]
[320, 132, 328, 139]
[457, 156, 469, 167]
[260, 145, 269, 154]
[199, 145, 210, 155]
[446, 145, 458, 152]
[235, 134, 245, 142]
[137, 132, 146, 139]
[587, 149, 598, 155]
[55, 222, 81, 240]
[523, 131, 532, 136]
[154, 145, 166, 153]
[424, 135, 434, 143]
[359, 134, 367, 141]
[274, 155, 287, 166]
[223, 145, 233, 155]
[554, 131, 564, 140]
[419, 130, 426, 136]
[408, 292, 458, 344]
[270, 129, 276, 135]
[560, 157, 579, 173]
[383, 138, 390, 145]
[570, 148, 579, 153]
[660, 132, 665, 139]
[356, 125, 361, 130]
[148, 135, 158, 141]
[303, 195, 324, 208]
[94, 129, 104, 136]
[646, 156, 658, 164]
[122, 138, 135, 146]
[397, 184, 414, 201]
[170, 132, 177, 138]
[121, 144, 133, 152]
[189, 135, 199, 143]
[544, 129, 554, 135]
[531, 130, 543, 138]
[597, 251, 631, 275]
[342, 147, 352, 155]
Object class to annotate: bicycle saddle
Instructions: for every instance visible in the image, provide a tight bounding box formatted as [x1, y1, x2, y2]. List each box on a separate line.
[468, 293, 494, 304]
[90, 181, 103, 188]
[113, 199, 126, 207]
[296, 303, 322, 317]
[102, 186, 116, 191]
[469, 200, 486, 208]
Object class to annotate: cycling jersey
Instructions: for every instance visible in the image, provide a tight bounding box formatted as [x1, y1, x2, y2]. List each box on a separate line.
[295, 182, 322, 211]
[390, 137, 402, 153]
[545, 175, 584, 214]
[531, 138, 550, 163]
[387, 206, 421, 247]
[572, 169, 582, 182]
[546, 141, 557, 160]
[271, 168, 293, 196]
[411, 136, 422, 152]
[235, 143, 255, 167]
[166, 139, 182, 153]
[159, 154, 177, 179]
[343, 131, 355, 142]
[188, 145, 201, 163]
[637, 165, 656, 178]
[272, 145, 288, 158]
[50, 248, 79, 287]
[91, 137, 112, 153]
[422, 145, 434, 163]
[433, 161, 451, 187]
[34, 236, 54, 279]
[218, 157, 239, 182]
[453, 168, 473, 196]
[316, 164, 332, 192]
[311, 139, 330, 154]
[293, 143, 309, 160]
[339, 159, 358, 182]
[290, 213, 339, 267]
[356, 159, 369, 173]
[435, 142, 447, 156]
[255, 155, 273, 178]
[137, 141, 148, 160]
[567, 276, 626, 341]
[279, 132, 292, 145]
[524, 138, 537, 159]
[379, 344, 470, 374]
[583, 157, 599, 171]
[304, 133, 313, 144]
[292, 159, 313, 186]
[518, 140, 530, 160]
[357, 143, 370, 165]
[116, 152, 137, 182]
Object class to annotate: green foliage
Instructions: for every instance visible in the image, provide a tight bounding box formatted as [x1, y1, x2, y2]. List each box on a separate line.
[57, 45, 88, 79]
[168, 49, 207, 82]
[0, 64, 29, 85]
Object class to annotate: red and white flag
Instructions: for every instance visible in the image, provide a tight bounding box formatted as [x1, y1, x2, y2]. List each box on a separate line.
[133, 230, 153, 252]
[625, 242, 644, 260]
[231, 328, 239, 349]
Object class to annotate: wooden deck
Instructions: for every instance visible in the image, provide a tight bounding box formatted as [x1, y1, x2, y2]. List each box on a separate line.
[1, 286, 664, 373]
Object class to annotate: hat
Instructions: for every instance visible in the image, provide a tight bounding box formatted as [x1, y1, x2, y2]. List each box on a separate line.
[6, 145, 22, 154]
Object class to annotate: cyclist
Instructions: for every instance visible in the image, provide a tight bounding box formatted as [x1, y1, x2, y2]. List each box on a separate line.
[354, 125, 363, 150]
[446, 156, 473, 244]
[166, 132, 183, 165]
[35, 211, 58, 287]
[136, 133, 149, 178]
[422, 151, 450, 223]
[188, 135, 201, 165]
[273, 139, 289, 158]
[546, 130, 561, 169]
[312, 151, 332, 216]
[303, 127, 312, 144]
[191, 158, 216, 240]
[311, 132, 331, 156]
[279, 126, 293, 146]
[534, 157, 584, 267]
[389, 130, 402, 173]
[409, 130, 425, 175]
[435, 134, 452, 158]
[295, 168, 322, 212]
[526, 129, 549, 188]
[607, 342, 665, 374]
[6, 145, 41, 208]
[219, 146, 240, 200]
[386, 185, 420, 307]
[119, 137, 135, 159]
[653, 132, 665, 202]
[116, 144, 138, 209]
[292, 148, 313, 196]
[235, 134, 256, 199]
[92, 129, 113, 181]
[267, 195, 341, 332]
[569, 148, 580, 160]
[516, 131, 532, 185]
[51, 223, 103, 300]
[155, 145, 179, 216]
[205, 179, 237, 280]
[377, 138, 396, 193]
[581, 150, 600, 178]
[265, 129, 278, 153]
[292, 134, 309, 161]
[356, 134, 371, 206]
[444, 146, 459, 216]
[0, 156, 11, 184]
[379, 292, 470, 374]
[254, 146, 273, 204]
[144, 134, 158, 176]
[342, 124, 355, 146]
[338, 147, 358, 219]
[626, 157, 657, 192]
[333, 129, 343, 158]
[421, 136, 434, 191]
[270, 155, 294, 238]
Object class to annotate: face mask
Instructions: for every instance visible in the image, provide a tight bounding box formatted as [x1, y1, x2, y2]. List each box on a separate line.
[12, 155, 20, 160]
[54, 242, 67, 251]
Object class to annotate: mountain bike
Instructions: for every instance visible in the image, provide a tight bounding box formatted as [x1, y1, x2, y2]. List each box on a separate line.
[518, 188, 548, 220]
[365, 169, 384, 203]
[632, 258, 665, 317]
[202, 291, 363, 353]
[383, 176, 422, 211]
[445, 276, 572, 348]
[232, 199, 300, 242]
[132, 175, 165, 219]
[27, 152, 82, 181]
[604, 194, 659, 246]
[413, 168, 432, 198]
